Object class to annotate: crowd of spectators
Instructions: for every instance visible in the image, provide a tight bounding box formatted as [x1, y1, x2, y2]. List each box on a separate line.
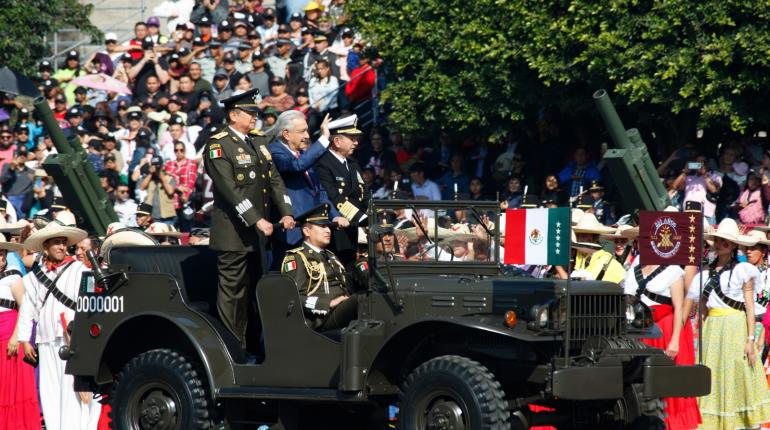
[0, 0, 767, 236]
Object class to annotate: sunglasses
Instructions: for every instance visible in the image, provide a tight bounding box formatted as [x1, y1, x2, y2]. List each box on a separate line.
[1, 135, 13, 139]
[174, 148, 185, 153]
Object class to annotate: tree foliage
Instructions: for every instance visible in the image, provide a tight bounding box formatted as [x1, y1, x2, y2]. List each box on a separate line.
[348, 0, 770, 137]
[0, 0, 101, 75]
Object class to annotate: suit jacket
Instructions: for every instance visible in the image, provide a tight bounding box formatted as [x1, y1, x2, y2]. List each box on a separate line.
[203, 127, 292, 252]
[268, 138, 340, 245]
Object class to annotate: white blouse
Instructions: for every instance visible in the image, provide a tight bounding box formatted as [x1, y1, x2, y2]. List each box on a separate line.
[0, 270, 22, 313]
[623, 265, 684, 307]
[687, 262, 762, 312]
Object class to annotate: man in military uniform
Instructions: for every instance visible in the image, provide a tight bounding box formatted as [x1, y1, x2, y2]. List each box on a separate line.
[315, 115, 368, 269]
[135, 202, 154, 230]
[203, 88, 295, 350]
[281, 204, 358, 331]
[589, 181, 615, 225]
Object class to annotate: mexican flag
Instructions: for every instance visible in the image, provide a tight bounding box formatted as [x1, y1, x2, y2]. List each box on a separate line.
[504, 208, 571, 266]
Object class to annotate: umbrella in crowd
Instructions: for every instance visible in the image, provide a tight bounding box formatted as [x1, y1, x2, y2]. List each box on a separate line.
[0, 66, 40, 97]
[71, 73, 132, 95]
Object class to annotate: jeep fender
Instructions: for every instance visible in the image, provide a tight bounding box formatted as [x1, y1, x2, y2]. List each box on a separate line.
[94, 311, 234, 398]
[364, 317, 526, 395]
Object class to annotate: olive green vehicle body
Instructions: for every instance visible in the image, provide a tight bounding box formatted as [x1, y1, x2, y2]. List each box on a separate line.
[64, 200, 709, 426]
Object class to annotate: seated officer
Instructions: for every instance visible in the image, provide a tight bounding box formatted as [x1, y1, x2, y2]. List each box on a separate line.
[281, 204, 358, 331]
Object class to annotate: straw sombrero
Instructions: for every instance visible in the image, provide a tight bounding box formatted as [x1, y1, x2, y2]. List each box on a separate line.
[572, 213, 616, 235]
[54, 210, 77, 227]
[0, 217, 28, 234]
[743, 230, 770, 247]
[100, 228, 159, 261]
[600, 224, 638, 240]
[24, 222, 88, 252]
[704, 218, 743, 244]
[399, 218, 452, 240]
[0, 234, 24, 252]
[571, 230, 602, 251]
[571, 208, 585, 226]
[146, 222, 184, 238]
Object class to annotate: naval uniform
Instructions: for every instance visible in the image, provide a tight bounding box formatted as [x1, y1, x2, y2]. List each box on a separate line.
[281, 242, 358, 331]
[315, 151, 369, 269]
[204, 125, 293, 348]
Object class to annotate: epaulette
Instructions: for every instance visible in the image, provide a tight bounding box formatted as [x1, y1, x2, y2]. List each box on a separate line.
[248, 129, 264, 136]
[211, 131, 229, 140]
[286, 246, 304, 254]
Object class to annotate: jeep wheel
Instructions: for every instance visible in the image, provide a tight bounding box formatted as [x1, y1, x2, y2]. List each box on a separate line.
[110, 349, 212, 430]
[399, 355, 509, 430]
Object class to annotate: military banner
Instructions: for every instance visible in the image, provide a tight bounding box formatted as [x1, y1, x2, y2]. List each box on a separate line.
[638, 211, 703, 266]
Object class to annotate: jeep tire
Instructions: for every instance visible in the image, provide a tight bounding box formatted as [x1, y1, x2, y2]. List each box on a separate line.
[110, 348, 212, 430]
[399, 355, 510, 430]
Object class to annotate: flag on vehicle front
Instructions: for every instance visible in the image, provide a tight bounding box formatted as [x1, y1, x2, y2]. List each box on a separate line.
[504, 208, 570, 266]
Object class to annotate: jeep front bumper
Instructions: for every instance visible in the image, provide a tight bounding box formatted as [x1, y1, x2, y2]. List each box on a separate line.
[550, 356, 711, 400]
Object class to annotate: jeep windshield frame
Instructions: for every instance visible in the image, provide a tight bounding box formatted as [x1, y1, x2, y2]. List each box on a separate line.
[367, 200, 502, 276]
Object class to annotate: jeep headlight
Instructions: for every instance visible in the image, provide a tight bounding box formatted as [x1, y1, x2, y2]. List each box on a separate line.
[529, 304, 550, 330]
[626, 302, 653, 329]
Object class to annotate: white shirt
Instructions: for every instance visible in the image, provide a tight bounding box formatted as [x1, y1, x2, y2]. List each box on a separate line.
[114, 198, 139, 227]
[688, 262, 762, 312]
[17, 260, 88, 344]
[622, 265, 684, 307]
[756, 267, 770, 315]
[411, 179, 441, 201]
[0, 269, 22, 313]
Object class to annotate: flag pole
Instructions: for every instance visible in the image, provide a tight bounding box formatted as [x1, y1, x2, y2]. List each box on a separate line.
[698, 208, 704, 364]
[564, 209, 572, 367]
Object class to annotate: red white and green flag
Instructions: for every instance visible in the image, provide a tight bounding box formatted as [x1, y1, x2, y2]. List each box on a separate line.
[503, 208, 571, 266]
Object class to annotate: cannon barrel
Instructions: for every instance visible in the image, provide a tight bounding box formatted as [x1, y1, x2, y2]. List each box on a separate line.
[34, 97, 118, 234]
[592, 90, 670, 211]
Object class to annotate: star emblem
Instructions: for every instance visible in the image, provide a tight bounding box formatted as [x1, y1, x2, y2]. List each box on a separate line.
[689, 215, 695, 223]
[689, 256, 695, 263]
[689, 225, 695, 233]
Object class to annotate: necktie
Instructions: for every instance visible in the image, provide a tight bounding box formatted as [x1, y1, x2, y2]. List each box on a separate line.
[295, 152, 317, 195]
[343, 159, 349, 171]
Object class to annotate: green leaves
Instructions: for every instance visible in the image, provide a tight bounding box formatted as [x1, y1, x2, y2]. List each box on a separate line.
[349, 0, 770, 136]
[0, 0, 101, 75]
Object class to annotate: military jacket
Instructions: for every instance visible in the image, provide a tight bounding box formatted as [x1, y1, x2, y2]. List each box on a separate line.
[315, 151, 369, 224]
[281, 242, 348, 321]
[203, 126, 293, 252]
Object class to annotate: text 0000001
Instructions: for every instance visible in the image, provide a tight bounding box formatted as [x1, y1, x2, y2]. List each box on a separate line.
[76, 296, 124, 313]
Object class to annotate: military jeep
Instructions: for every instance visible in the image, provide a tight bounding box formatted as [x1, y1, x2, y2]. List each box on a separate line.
[64, 200, 710, 429]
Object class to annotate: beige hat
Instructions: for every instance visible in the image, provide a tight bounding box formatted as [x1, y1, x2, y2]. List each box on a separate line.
[571, 208, 585, 226]
[146, 222, 183, 238]
[444, 223, 477, 241]
[704, 218, 743, 244]
[753, 221, 770, 233]
[571, 230, 602, 251]
[0, 234, 24, 252]
[743, 230, 770, 246]
[100, 228, 159, 261]
[24, 222, 88, 252]
[0, 217, 28, 234]
[54, 210, 77, 227]
[399, 218, 452, 240]
[573, 213, 616, 235]
[600, 224, 638, 240]
[106, 222, 127, 236]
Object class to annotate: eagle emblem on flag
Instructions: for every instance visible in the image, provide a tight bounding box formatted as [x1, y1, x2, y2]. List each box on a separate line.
[528, 228, 543, 245]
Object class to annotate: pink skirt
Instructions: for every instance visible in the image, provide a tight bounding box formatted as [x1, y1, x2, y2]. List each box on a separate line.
[0, 310, 41, 430]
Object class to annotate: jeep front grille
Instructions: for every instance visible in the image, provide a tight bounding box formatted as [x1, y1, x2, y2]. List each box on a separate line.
[569, 294, 625, 346]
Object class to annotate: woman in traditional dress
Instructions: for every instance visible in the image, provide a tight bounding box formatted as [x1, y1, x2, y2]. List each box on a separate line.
[622, 228, 701, 430]
[0, 235, 40, 430]
[689, 218, 770, 429]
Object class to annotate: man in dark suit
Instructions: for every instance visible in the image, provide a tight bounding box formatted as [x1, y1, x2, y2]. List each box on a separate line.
[203, 88, 295, 352]
[268, 111, 350, 269]
[315, 115, 368, 269]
